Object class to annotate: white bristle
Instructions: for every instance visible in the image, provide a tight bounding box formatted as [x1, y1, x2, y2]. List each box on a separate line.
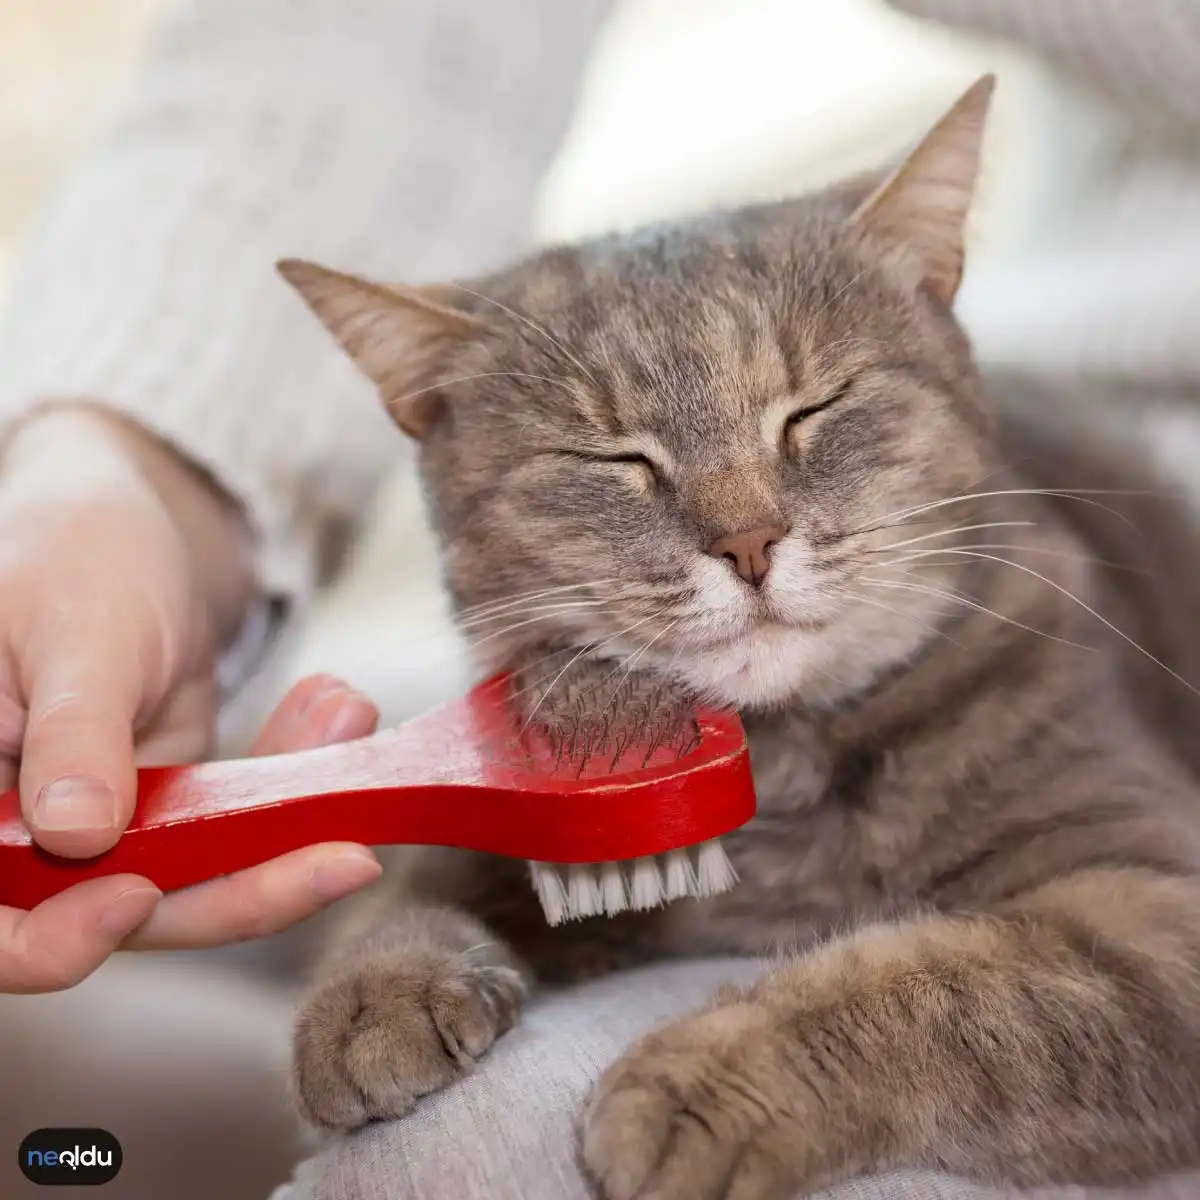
[664, 848, 698, 900]
[629, 857, 666, 912]
[529, 862, 569, 926]
[600, 862, 629, 915]
[696, 839, 739, 896]
[528, 840, 737, 925]
[567, 864, 603, 919]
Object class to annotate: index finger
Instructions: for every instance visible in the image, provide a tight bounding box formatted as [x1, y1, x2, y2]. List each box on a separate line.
[122, 843, 381, 950]
[0, 874, 160, 993]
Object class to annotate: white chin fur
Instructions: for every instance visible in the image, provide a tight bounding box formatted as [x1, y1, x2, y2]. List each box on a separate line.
[674, 625, 837, 708]
[663, 544, 952, 710]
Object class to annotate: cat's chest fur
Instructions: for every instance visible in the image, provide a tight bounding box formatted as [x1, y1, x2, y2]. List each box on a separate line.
[659, 690, 1163, 959]
[664, 709, 917, 957]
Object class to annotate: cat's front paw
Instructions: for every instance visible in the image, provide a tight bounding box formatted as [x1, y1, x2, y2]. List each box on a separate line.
[292, 951, 526, 1130]
[583, 1000, 795, 1200]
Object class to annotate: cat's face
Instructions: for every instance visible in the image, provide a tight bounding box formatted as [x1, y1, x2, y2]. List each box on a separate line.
[414, 227, 994, 711]
[282, 77, 997, 710]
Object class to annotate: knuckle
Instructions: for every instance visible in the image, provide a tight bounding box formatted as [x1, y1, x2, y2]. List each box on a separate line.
[27, 688, 90, 731]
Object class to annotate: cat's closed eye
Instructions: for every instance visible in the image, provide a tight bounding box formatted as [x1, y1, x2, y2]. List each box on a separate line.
[783, 379, 855, 450]
[597, 452, 659, 493]
[556, 449, 660, 493]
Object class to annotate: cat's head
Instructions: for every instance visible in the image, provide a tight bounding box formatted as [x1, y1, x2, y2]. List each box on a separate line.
[281, 77, 999, 710]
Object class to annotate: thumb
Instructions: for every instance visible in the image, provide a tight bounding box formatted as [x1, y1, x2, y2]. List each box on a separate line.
[18, 631, 140, 860]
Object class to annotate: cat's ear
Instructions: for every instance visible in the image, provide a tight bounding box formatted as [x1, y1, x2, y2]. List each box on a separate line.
[276, 258, 486, 438]
[847, 74, 994, 304]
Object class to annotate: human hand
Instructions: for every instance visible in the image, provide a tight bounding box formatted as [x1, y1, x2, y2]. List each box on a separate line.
[0, 405, 381, 992]
[0, 405, 259, 855]
[1, 672, 382, 993]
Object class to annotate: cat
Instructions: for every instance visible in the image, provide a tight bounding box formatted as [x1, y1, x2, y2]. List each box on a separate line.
[278, 76, 1200, 1199]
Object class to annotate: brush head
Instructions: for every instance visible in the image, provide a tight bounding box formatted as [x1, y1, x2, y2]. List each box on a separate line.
[501, 664, 750, 923]
[450, 672, 754, 863]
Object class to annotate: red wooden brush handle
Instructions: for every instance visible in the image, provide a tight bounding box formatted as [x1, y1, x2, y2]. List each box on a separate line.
[0, 677, 754, 910]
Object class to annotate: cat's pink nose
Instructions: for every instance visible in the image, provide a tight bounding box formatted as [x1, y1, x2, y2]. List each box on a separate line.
[708, 524, 787, 588]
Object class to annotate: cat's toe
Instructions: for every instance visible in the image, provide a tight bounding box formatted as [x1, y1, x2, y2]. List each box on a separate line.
[292, 952, 526, 1130]
[582, 1003, 783, 1200]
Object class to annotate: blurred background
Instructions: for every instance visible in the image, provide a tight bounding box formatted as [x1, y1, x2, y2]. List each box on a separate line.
[0, 0, 1116, 735]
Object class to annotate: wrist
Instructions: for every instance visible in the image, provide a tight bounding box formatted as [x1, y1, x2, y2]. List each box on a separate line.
[2, 404, 256, 647]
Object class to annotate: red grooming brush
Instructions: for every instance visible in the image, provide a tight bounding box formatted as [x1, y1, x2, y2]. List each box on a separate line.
[0, 676, 754, 924]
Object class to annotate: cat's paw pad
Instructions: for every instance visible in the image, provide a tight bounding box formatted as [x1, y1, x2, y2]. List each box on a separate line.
[292, 952, 526, 1130]
[582, 1002, 788, 1200]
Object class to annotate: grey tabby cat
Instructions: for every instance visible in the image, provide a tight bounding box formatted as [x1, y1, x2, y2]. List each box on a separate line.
[278, 77, 1200, 1200]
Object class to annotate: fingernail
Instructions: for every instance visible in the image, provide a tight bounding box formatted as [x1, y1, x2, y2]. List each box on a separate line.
[324, 694, 376, 744]
[98, 886, 160, 939]
[299, 676, 351, 716]
[308, 851, 381, 902]
[34, 776, 119, 831]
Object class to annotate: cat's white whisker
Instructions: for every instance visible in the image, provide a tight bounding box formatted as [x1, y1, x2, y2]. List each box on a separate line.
[875, 542, 1148, 575]
[456, 579, 621, 620]
[871, 521, 1035, 553]
[387, 371, 576, 416]
[519, 614, 665, 731]
[503, 650, 606, 706]
[832, 465, 1017, 541]
[456, 599, 611, 631]
[887, 548, 1200, 698]
[843, 587, 967, 650]
[808, 266, 873, 327]
[457, 611, 612, 653]
[875, 488, 1155, 538]
[861, 575, 1095, 651]
[598, 620, 680, 715]
[446, 283, 601, 386]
